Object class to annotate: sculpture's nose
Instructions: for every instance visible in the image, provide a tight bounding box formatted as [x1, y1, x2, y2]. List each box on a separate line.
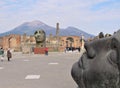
[37, 35, 40, 37]
[84, 42, 96, 59]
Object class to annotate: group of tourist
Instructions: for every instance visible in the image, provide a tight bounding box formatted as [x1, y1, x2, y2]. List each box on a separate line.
[0, 48, 12, 61]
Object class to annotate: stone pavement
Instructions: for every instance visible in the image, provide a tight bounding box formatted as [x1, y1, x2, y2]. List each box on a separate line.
[0, 51, 81, 88]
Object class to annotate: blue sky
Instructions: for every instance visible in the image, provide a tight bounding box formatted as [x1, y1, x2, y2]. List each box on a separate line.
[0, 0, 120, 35]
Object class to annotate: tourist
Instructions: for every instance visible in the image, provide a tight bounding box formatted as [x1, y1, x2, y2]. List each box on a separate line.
[64, 48, 67, 53]
[45, 47, 48, 55]
[7, 49, 12, 61]
[0, 48, 4, 61]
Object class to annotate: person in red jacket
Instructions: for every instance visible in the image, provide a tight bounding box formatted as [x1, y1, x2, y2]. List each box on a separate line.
[45, 47, 48, 55]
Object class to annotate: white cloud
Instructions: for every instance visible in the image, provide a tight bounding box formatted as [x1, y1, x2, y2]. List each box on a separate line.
[0, 0, 120, 34]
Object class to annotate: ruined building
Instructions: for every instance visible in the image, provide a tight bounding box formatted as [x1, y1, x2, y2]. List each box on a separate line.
[0, 23, 83, 52]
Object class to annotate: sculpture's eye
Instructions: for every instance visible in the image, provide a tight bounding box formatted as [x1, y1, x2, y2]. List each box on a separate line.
[34, 31, 38, 34]
[107, 50, 117, 65]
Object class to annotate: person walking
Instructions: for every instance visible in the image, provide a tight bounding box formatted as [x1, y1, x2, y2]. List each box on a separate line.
[0, 48, 4, 61]
[7, 49, 12, 61]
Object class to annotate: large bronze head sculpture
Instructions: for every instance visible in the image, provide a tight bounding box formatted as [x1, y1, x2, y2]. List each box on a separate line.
[34, 29, 46, 47]
[71, 30, 120, 88]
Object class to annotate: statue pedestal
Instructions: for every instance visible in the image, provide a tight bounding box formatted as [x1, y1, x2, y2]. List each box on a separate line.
[34, 47, 45, 54]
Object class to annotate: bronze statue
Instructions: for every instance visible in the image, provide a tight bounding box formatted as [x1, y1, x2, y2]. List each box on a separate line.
[34, 29, 46, 47]
[71, 30, 120, 88]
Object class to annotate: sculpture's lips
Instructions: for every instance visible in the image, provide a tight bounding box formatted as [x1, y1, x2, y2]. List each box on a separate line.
[78, 52, 93, 69]
[78, 53, 87, 69]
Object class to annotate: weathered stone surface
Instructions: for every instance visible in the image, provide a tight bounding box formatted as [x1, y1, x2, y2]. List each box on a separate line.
[34, 47, 45, 54]
[22, 45, 31, 54]
[34, 30, 46, 47]
[71, 30, 120, 88]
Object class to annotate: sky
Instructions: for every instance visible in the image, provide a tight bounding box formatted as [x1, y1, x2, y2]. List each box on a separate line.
[0, 0, 120, 35]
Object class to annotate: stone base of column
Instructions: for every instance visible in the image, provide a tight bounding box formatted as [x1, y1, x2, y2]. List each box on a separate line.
[34, 47, 45, 54]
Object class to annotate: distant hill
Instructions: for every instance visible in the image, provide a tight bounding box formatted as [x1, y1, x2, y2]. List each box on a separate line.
[0, 20, 94, 38]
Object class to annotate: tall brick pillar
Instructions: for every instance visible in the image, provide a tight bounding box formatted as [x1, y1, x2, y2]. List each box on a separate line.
[56, 23, 60, 51]
[56, 23, 59, 37]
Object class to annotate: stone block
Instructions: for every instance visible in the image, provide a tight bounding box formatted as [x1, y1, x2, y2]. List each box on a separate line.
[34, 47, 45, 54]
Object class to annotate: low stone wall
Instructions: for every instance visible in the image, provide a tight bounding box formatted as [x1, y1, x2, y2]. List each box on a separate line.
[47, 47, 65, 52]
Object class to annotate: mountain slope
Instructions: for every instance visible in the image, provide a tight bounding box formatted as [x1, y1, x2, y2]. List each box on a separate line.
[0, 20, 94, 38]
[59, 27, 93, 38]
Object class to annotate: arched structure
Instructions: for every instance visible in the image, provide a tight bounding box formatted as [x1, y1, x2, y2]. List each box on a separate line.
[2, 34, 21, 51]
